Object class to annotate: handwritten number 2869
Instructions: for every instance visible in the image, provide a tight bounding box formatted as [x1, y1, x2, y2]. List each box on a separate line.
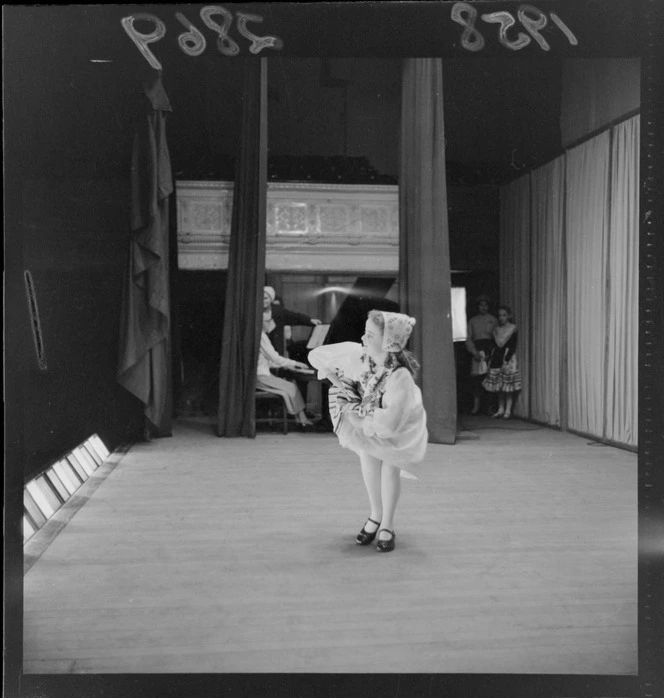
[121, 6, 283, 71]
[451, 2, 578, 52]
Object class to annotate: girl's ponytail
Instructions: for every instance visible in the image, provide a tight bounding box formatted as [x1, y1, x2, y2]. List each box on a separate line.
[386, 348, 420, 376]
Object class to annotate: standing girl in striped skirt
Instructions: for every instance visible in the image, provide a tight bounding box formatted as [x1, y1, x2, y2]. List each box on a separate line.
[482, 304, 522, 419]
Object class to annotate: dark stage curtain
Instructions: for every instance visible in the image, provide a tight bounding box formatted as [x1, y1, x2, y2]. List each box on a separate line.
[168, 186, 184, 416]
[118, 73, 173, 438]
[399, 58, 457, 444]
[217, 58, 268, 437]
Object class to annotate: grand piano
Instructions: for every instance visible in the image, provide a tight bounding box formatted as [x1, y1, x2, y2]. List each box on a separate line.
[282, 277, 399, 430]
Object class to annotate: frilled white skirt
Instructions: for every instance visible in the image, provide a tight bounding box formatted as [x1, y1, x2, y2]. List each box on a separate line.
[329, 382, 426, 479]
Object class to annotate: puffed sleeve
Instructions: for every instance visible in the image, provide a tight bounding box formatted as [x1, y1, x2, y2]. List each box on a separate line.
[362, 369, 413, 438]
[307, 342, 364, 381]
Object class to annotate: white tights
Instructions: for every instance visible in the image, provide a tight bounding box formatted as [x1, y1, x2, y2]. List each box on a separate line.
[359, 451, 401, 538]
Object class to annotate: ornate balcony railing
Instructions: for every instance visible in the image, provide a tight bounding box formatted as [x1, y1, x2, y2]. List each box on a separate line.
[177, 181, 399, 272]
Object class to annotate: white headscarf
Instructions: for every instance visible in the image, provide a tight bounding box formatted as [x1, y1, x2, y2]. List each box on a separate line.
[263, 286, 276, 333]
[380, 311, 416, 352]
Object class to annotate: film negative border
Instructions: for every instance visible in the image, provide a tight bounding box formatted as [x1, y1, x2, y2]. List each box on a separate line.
[638, 2, 664, 698]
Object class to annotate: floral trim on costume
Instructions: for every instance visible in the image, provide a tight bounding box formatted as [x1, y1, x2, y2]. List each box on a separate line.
[329, 352, 394, 431]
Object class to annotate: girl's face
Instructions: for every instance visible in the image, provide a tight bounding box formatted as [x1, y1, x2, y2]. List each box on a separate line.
[263, 291, 273, 309]
[478, 301, 489, 315]
[498, 309, 509, 325]
[362, 319, 384, 358]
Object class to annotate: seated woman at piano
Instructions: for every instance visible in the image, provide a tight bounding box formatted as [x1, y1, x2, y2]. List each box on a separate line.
[263, 286, 321, 355]
[256, 329, 315, 427]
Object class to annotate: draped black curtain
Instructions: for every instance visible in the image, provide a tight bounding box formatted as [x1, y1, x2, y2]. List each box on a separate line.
[399, 58, 457, 444]
[117, 73, 173, 438]
[168, 184, 183, 416]
[217, 58, 268, 437]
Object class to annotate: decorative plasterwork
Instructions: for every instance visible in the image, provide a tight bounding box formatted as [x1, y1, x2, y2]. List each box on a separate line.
[177, 180, 399, 271]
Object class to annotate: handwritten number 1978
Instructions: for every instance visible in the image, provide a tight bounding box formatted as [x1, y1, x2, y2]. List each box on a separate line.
[451, 2, 578, 52]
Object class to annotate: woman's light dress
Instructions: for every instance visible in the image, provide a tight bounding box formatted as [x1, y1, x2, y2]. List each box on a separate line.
[308, 342, 428, 479]
[255, 331, 306, 414]
[466, 313, 497, 376]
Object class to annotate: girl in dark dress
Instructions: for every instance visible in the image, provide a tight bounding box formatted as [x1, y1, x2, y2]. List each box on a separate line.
[482, 305, 522, 419]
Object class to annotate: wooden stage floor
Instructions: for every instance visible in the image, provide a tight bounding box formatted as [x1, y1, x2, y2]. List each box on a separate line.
[23, 416, 637, 674]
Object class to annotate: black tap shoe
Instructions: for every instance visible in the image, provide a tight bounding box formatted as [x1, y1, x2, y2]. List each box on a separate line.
[376, 529, 396, 552]
[356, 517, 381, 545]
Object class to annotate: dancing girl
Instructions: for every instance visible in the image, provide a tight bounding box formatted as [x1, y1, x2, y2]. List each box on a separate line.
[309, 310, 428, 552]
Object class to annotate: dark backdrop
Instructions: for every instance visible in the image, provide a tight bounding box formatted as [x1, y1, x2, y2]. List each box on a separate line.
[5, 10, 145, 482]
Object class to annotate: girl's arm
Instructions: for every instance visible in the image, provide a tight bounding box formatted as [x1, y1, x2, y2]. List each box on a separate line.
[465, 321, 479, 358]
[326, 372, 348, 391]
[503, 330, 518, 363]
[362, 369, 412, 438]
[260, 332, 302, 369]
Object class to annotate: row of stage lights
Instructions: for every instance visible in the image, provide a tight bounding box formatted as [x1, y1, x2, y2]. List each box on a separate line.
[23, 434, 110, 544]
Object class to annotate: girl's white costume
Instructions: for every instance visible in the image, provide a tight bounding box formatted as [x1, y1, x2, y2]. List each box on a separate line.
[309, 338, 428, 479]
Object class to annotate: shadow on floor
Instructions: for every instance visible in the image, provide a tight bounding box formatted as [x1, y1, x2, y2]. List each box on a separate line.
[459, 415, 545, 432]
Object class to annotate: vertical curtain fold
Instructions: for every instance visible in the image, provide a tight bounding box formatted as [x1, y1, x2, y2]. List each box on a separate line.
[499, 119, 637, 448]
[399, 58, 456, 444]
[217, 58, 268, 438]
[118, 73, 173, 437]
[565, 131, 611, 439]
[606, 115, 639, 445]
[499, 174, 531, 418]
[530, 157, 565, 426]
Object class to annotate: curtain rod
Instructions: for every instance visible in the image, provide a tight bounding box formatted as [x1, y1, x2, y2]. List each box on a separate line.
[501, 107, 641, 186]
[561, 108, 641, 152]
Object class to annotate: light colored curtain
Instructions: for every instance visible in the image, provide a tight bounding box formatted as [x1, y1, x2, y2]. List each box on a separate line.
[565, 131, 610, 438]
[561, 59, 640, 148]
[499, 174, 531, 418]
[605, 116, 639, 445]
[530, 157, 565, 426]
[399, 58, 456, 444]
